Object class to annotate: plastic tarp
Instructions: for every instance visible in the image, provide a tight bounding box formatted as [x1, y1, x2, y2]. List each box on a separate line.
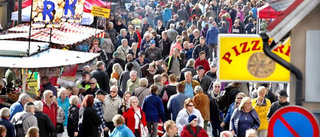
[258, 3, 283, 19]
[0, 40, 99, 68]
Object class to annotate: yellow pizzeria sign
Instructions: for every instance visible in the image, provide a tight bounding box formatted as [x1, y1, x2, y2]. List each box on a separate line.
[218, 34, 290, 82]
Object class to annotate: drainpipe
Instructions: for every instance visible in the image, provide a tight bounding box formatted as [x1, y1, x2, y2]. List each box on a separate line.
[259, 33, 303, 106]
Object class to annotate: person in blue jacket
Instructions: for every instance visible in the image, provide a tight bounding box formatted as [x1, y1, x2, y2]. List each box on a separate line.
[110, 114, 135, 137]
[162, 5, 172, 27]
[57, 88, 70, 126]
[205, 22, 219, 59]
[142, 84, 166, 137]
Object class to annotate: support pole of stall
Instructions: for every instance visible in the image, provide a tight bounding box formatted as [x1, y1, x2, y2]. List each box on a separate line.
[22, 68, 27, 93]
[49, 28, 52, 44]
[27, 0, 34, 56]
[18, 0, 22, 24]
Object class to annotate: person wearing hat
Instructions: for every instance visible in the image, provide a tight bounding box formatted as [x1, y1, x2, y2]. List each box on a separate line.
[267, 90, 289, 119]
[180, 115, 208, 137]
[205, 62, 217, 81]
[192, 36, 210, 60]
[194, 51, 210, 73]
[94, 89, 109, 136]
[11, 102, 38, 137]
[193, 66, 212, 95]
[145, 39, 163, 62]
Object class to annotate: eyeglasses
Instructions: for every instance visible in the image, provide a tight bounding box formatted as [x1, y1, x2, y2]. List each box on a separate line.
[90, 83, 95, 85]
[110, 91, 117, 93]
[49, 95, 54, 98]
[215, 86, 221, 88]
[237, 97, 243, 99]
[187, 104, 194, 107]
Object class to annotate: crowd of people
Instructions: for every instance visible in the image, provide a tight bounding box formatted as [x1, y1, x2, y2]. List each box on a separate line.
[0, 0, 286, 137]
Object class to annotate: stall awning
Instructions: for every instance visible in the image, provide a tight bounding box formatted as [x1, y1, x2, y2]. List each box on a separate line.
[0, 22, 105, 46]
[258, 3, 283, 19]
[0, 40, 100, 68]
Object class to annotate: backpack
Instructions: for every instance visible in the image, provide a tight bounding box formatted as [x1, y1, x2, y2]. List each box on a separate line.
[13, 114, 32, 137]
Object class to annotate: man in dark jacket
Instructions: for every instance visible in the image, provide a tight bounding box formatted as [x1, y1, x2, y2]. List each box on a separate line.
[40, 76, 58, 97]
[177, 5, 190, 22]
[205, 22, 219, 59]
[159, 31, 173, 58]
[91, 61, 110, 92]
[144, 40, 163, 62]
[180, 59, 197, 81]
[106, 52, 125, 76]
[84, 78, 99, 97]
[193, 66, 212, 95]
[119, 63, 134, 93]
[267, 90, 289, 119]
[192, 37, 210, 60]
[0, 108, 15, 137]
[34, 101, 56, 137]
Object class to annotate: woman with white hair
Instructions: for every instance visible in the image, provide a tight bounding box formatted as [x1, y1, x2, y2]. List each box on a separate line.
[132, 78, 151, 107]
[33, 101, 56, 137]
[110, 114, 135, 137]
[57, 88, 70, 127]
[252, 87, 271, 137]
[230, 97, 260, 137]
[67, 95, 80, 137]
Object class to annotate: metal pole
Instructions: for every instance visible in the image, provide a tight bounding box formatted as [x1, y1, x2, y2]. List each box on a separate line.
[27, 0, 34, 56]
[49, 28, 52, 43]
[22, 68, 27, 93]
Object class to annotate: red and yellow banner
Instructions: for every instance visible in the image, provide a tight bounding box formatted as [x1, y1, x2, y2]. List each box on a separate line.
[219, 34, 290, 82]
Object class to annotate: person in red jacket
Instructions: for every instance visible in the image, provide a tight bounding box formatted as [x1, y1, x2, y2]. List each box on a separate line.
[180, 115, 208, 137]
[42, 90, 58, 127]
[194, 51, 210, 73]
[123, 96, 148, 137]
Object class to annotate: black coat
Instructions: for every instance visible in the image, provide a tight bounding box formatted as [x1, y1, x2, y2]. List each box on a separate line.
[79, 107, 102, 137]
[179, 67, 197, 81]
[91, 69, 110, 92]
[106, 58, 126, 76]
[34, 112, 56, 137]
[67, 105, 79, 137]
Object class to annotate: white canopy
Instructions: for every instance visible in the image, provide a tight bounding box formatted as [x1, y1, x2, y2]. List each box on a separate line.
[0, 40, 99, 68]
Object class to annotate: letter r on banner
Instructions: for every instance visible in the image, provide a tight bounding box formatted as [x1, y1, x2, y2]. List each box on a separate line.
[43, 0, 55, 21]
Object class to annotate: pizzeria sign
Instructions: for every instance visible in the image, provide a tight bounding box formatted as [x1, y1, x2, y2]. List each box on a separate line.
[218, 34, 290, 82]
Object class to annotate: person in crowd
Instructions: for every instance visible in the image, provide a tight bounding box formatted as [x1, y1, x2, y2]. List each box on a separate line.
[57, 88, 69, 127]
[219, 21, 229, 34]
[180, 71, 200, 98]
[67, 95, 80, 137]
[116, 39, 131, 61]
[25, 126, 39, 137]
[91, 61, 110, 92]
[127, 25, 139, 47]
[106, 22, 117, 45]
[194, 51, 210, 73]
[267, 90, 289, 118]
[0, 108, 15, 137]
[9, 93, 30, 120]
[244, 18, 255, 34]
[119, 92, 131, 115]
[78, 71, 96, 90]
[126, 54, 142, 78]
[135, 51, 151, 67]
[132, 14, 142, 27]
[5, 68, 17, 91]
[79, 95, 101, 137]
[206, 62, 218, 81]
[155, 20, 166, 36]
[193, 65, 211, 95]
[140, 32, 152, 52]
[141, 18, 151, 37]
[191, 29, 200, 48]
[162, 120, 179, 137]
[94, 90, 108, 136]
[129, 42, 139, 59]
[162, 4, 172, 27]
[132, 78, 151, 107]
[205, 22, 219, 59]
[141, 61, 165, 87]
[192, 86, 210, 131]
[158, 74, 178, 120]
[176, 22, 186, 35]
[223, 82, 242, 113]
[119, 63, 134, 93]
[164, 48, 183, 78]
[103, 86, 122, 136]
[161, 73, 169, 86]
[168, 83, 188, 122]
[115, 28, 128, 49]
[42, 90, 57, 127]
[167, 24, 179, 42]
[221, 92, 246, 130]
[176, 98, 204, 134]
[84, 78, 99, 97]
[252, 86, 271, 137]
[126, 70, 140, 94]
[110, 114, 135, 137]
[135, 26, 142, 48]
[89, 38, 102, 53]
[106, 52, 126, 76]
[33, 101, 56, 137]
[180, 115, 208, 137]
[178, 4, 190, 22]
[40, 76, 58, 97]
[142, 85, 166, 137]
[159, 31, 173, 59]
[101, 33, 115, 61]
[153, 74, 164, 96]
[0, 125, 6, 137]
[11, 102, 38, 137]
[111, 63, 123, 81]
[260, 83, 278, 103]
[123, 96, 148, 137]
[201, 23, 209, 38]
[145, 40, 162, 62]
[180, 59, 197, 81]
[230, 97, 260, 137]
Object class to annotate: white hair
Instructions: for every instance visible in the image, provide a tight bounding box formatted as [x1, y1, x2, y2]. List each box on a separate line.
[130, 70, 137, 77]
[0, 108, 10, 117]
[129, 96, 139, 104]
[110, 85, 118, 92]
[43, 90, 53, 98]
[184, 71, 192, 78]
[18, 93, 30, 102]
[58, 88, 67, 97]
[194, 86, 203, 93]
[139, 78, 148, 87]
[33, 101, 43, 112]
[69, 95, 79, 105]
[246, 129, 257, 137]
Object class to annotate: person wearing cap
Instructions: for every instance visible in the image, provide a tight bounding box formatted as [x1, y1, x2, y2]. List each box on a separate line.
[267, 90, 289, 119]
[252, 86, 271, 137]
[165, 48, 183, 78]
[206, 62, 217, 81]
[94, 89, 109, 136]
[11, 102, 38, 137]
[193, 65, 212, 95]
[78, 71, 99, 90]
[194, 51, 210, 73]
[91, 61, 110, 93]
[135, 51, 151, 67]
[116, 39, 131, 61]
[180, 115, 208, 137]
[192, 36, 210, 60]
[145, 39, 163, 62]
